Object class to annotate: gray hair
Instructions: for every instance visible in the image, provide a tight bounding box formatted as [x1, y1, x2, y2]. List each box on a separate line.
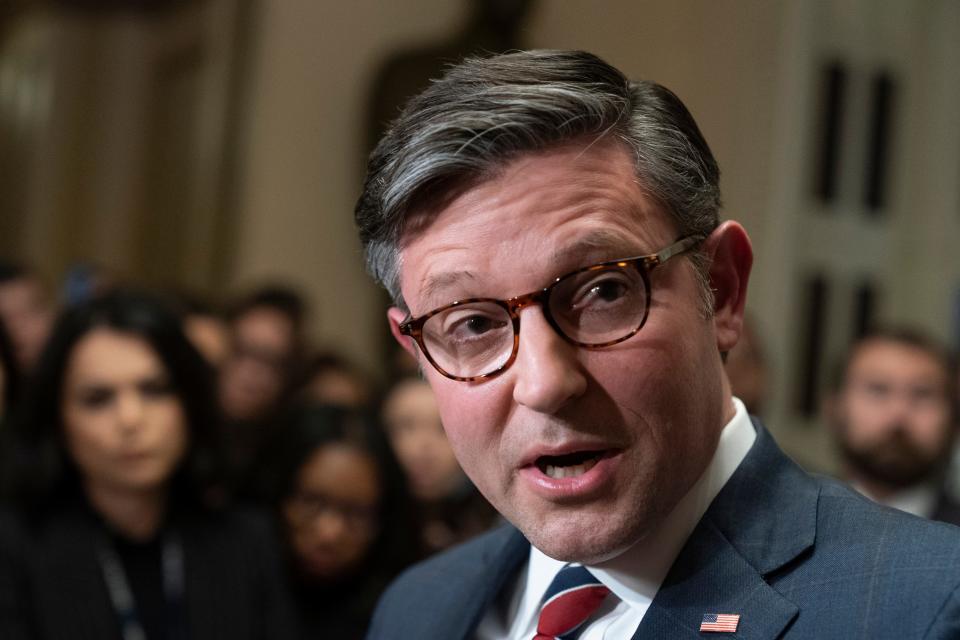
[355, 49, 721, 311]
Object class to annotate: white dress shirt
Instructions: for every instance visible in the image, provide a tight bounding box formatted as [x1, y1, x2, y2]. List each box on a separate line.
[475, 397, 756, 640]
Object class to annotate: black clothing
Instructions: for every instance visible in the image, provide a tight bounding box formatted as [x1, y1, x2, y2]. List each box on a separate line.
[933, 491, 960, 526]
[110, 533, 168, 640]
[292, 572, 387, 640]
[0, 502, 298, 640]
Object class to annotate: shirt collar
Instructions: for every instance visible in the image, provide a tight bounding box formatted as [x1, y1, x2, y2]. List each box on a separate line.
[525, 397, 757, 617]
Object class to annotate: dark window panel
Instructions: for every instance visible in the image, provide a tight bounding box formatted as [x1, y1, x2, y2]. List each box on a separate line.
[814, 62, 847, 204]
[853, 280, 878, 338]
[864, 72, 895, 213]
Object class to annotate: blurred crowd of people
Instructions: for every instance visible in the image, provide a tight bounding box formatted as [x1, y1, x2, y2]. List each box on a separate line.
[0, 261, 497, 639]
[726, 317, 960, 526]
[0, 260, 957, 639]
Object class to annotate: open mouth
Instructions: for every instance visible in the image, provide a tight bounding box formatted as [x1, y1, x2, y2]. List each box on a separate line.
[535, 450, 609, 479]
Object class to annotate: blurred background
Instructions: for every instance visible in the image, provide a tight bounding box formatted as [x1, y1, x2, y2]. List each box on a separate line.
[1, 0, 959, 471]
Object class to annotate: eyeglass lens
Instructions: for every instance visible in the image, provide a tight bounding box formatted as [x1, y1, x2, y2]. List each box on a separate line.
[420, 263, 648, 378]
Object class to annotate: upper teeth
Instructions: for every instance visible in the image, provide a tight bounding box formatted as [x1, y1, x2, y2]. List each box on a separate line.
[543, 458, 598, 479]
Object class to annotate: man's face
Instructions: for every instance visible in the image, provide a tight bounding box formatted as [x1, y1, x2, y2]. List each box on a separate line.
[833, 339, 955, 490]
[390, 142, 735, 563]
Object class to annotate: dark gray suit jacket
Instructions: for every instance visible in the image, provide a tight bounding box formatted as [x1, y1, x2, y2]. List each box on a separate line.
[366, 422, 960, 639]
[0, 504, 298, 640]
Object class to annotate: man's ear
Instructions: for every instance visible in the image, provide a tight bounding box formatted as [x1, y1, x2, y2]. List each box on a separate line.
[702, 221, 753, 353]
[387, 307, 419, 360]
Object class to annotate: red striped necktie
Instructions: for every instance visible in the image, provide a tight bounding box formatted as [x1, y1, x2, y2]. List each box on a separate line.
[534, 564, 611, 640]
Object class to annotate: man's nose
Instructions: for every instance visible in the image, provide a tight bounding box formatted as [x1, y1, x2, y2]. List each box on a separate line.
[312, 510, 349, 541]
[511, 306, 587, 414]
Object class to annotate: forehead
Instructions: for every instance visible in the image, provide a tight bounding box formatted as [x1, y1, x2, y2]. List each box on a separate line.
[67, 329, 164, 383]
[385, 380, 437, 412]
[298, 443, 380, 501]
[0, 277, 44, 309]
[234, 307, 293, 342]
[398, 141, 675, 312]
[848, 339, 948, 385]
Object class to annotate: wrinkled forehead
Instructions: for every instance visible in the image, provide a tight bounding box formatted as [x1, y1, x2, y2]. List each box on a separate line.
[396, 139, 669, 251]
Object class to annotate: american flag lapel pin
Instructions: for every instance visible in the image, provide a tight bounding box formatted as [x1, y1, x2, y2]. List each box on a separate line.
[700, 613, 740, 633]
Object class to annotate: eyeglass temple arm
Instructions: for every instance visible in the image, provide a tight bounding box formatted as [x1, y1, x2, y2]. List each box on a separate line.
[651, 235, 703, 266]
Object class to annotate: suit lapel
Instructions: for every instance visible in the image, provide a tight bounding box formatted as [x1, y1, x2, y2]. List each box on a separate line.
[634, 520, 798, 639]
[635, 421, 818, 639]
[441, 525, 530, 640]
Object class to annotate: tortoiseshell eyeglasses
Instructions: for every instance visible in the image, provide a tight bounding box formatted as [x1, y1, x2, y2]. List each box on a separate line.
[399, 235, 702, 382]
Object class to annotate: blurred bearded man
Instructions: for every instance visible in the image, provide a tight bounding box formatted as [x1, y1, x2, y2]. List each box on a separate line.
[355, 49, 960, 639]
[827, 328, 960, 524]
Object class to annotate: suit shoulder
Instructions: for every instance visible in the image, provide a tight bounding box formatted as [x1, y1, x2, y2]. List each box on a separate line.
[384, 523, 520, 596]
[367, 524, 526, 639]
[767, 476, 960, 636]
[815, 474, 960, 551]
[795, 475, 960, 599]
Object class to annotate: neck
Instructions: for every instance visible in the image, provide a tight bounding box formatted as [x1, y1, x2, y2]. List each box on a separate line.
[86, 481, 168, 542]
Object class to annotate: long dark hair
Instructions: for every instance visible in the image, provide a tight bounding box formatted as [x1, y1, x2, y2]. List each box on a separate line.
[256, 403, 420, 580]
[0, 317, 20, 418]
[0, 289, 224, 516]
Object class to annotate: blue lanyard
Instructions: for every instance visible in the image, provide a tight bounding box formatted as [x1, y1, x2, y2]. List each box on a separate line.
[98, 531, 186, 640]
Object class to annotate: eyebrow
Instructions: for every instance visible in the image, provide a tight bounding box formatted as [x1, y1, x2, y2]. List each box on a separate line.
[416, 229, 651, 311]
[419, 270, 480, 308]
[549, 229, 648, 266]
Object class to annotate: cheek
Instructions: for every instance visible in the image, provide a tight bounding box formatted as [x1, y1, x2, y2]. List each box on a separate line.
[589, 329, 723, 477]
[154, 403, 189, 457]
[434, 399, 503, 486]
[431, 385, 503, 483]
[843, 397, 885, 441]
[914, 407, 952, 450]
[393, 439, 420, 471]
[63, 410, 114, 468]
[589, 333, 713, 423]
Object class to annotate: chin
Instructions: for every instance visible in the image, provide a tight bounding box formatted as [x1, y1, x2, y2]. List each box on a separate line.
[530, 529, 638, 565]
[517, 508, 647, 564]
[119, 466, 175, 493]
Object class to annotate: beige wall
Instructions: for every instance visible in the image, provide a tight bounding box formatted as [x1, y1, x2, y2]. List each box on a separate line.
[231, 0, 470, 371]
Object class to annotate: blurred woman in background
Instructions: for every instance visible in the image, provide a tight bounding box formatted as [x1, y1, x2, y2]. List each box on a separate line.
[0, 289, 296, 640]
[381, 376, 498, 554]
[257, 403, 418, 639]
